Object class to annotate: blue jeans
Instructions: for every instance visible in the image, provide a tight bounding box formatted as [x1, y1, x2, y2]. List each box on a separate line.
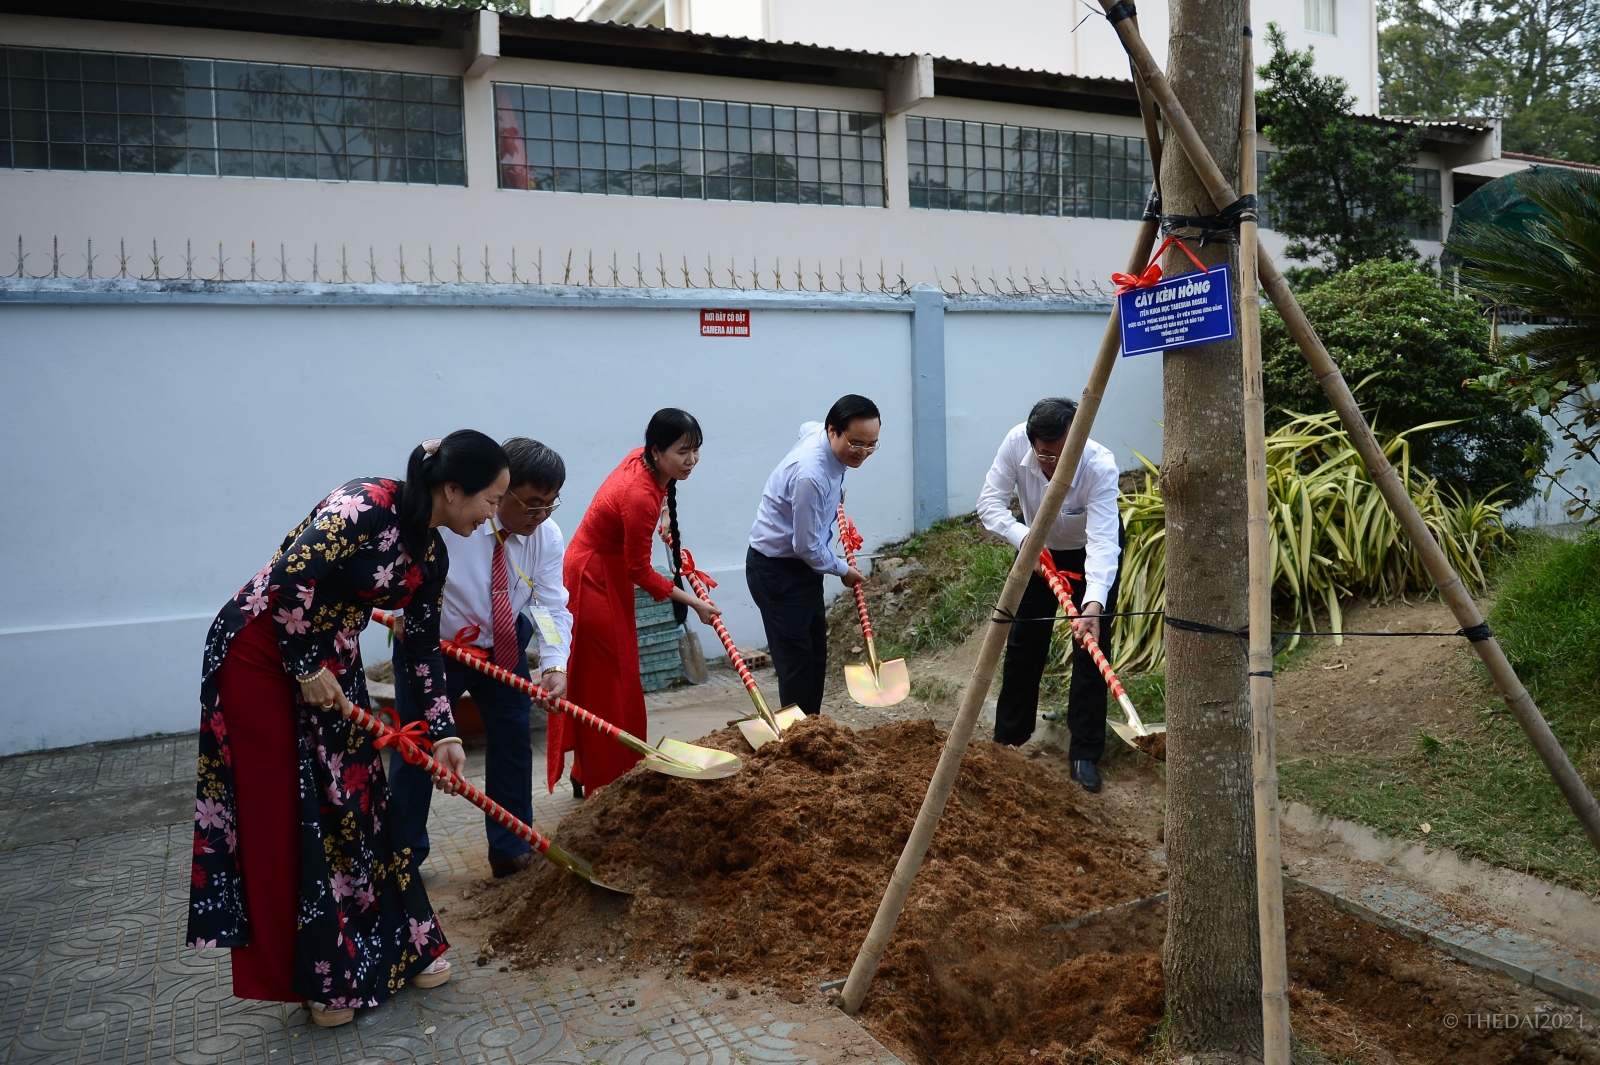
[387, 613, 534, 866]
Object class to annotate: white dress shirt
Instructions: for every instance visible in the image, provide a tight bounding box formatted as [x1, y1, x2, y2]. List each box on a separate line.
[748, 421, 850, 577]
[438, 519, 573, 673]
[976, 423, 1122, 606]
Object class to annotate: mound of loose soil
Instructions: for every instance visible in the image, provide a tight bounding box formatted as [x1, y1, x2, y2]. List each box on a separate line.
[492, 716, 1167, 1064]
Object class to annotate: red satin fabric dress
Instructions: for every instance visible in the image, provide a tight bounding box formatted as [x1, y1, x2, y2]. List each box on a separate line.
[549, 448, 674, 793]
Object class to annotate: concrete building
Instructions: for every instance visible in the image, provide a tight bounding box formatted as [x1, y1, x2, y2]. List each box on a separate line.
[0, 0, 1523, 755]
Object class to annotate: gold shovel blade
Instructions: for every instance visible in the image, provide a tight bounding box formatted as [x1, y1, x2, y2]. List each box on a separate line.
[645, 737, 743, 780]
[544, 843, 633, 894]
[736, 706, 808, 750]
[773, 706, 807, 730]
[737, 716, 783, 749]
[844, 658, 911, 707]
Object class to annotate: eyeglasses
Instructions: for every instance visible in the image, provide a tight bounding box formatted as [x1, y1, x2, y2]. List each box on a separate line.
[845, 439, 881, 456]
[508, 487, 562, 517]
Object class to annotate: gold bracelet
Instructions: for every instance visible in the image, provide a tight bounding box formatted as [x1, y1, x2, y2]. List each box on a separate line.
[432, 736, 463, 748]
[296, 666, 329, 684]
[541, 666, 567, 675]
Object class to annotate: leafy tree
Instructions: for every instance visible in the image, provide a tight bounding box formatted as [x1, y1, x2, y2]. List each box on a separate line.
[1262, 259, 1549, 505]
[1380, 0, 1600, 165]
[1449, 169, 1600, 520]
[1257, 25, 1440, 286]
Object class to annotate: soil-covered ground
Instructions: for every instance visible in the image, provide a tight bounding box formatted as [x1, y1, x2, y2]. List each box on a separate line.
[486, 713, 1598, 1064]
[491, 715, 1168, 1064]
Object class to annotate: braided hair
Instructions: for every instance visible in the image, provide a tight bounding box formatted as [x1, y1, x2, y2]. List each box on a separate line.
[642, 408, 704, 625]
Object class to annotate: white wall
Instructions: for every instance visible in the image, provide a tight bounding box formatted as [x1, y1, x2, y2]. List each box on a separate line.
[0, 298, 918, 754]
[944, 311, 1165, 515]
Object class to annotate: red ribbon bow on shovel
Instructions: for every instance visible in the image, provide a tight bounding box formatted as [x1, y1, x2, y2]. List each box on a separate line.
[839, 514, 864, 556]
[1111, 235, 1210, 295]
[678, 549, 717, 589]
[372, 717, 435, 766]
[443, 625, 490, 662]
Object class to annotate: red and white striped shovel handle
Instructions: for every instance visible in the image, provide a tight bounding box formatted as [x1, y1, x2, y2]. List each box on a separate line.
[335, 684, 555, 855]
[837, 504, 875, 644]
[1036, 550, 1130, 703]
[370, 609, 646, 755]
[653, 526, 779, 730]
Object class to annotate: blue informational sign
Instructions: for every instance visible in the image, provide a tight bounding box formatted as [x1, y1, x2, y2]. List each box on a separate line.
[1118, 263, 1236, 357]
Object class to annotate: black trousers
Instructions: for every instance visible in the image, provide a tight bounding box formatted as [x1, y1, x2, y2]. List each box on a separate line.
[994, 530, 1125, 760]
[388, 613, 534, 866]
[745, 546, 828, 716]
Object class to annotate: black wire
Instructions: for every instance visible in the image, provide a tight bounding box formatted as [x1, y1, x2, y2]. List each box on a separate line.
[987, 608, 1492, 644]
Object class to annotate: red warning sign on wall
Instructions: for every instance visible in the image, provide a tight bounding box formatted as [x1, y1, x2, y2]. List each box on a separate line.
[700, 309, 750, 337]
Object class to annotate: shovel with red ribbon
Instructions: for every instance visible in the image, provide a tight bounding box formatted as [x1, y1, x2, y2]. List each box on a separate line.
[323, 652, 627, 893]
[838, 504, 910, 707]
[1035, 550, 1163, 749]
[657, 526, 804, 750]
[371, 609, 741, 782]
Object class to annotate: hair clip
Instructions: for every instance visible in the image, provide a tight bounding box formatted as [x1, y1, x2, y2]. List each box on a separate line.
[422, 438, 443, 456]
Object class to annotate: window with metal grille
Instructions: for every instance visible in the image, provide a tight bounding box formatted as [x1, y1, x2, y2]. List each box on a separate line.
[494, 83, 885, 207]
[1406, 167, 1442, 241]
[906, 117, 1154, 219]
[1257, 149, 1280, 229]
[0, 46, 465, 184]
[1304, 0, 1337, 35]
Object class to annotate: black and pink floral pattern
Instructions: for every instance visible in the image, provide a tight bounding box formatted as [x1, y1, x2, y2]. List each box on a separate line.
[186, 478, 454, 1007]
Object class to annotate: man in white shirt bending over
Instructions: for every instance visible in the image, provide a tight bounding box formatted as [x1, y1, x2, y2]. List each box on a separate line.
[388, 437, 573, 877]
[977, 397, 1124, 793]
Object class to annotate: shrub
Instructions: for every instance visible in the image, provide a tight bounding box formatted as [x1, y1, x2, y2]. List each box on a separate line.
[1262, 259, 1549, 506]
[1113, 410, 1511, 673]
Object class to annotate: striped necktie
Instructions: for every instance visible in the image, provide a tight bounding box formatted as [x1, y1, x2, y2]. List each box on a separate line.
[490, 536, 519, 671]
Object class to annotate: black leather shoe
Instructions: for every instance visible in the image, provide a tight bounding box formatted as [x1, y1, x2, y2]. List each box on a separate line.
[571, 779, 585, 800]
[490, 852, 535, 879]
[1070, 759, 1103, 793]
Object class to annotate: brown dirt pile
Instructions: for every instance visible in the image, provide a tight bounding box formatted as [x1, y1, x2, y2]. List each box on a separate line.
[492, 715, 1167, 1064]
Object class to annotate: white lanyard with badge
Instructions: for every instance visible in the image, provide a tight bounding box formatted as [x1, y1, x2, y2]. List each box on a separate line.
[489, 520, 564, 646]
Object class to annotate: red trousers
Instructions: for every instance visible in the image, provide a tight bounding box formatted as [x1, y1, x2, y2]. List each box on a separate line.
[215, 611, 301, 1001]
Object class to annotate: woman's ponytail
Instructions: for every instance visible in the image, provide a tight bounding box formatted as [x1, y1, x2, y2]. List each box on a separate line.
[396, 430, 509, 562]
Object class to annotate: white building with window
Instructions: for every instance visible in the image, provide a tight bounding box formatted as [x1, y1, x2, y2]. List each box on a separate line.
[0, 0, 1520, 754]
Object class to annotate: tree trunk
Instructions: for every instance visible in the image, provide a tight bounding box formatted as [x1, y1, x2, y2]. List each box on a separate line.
[1158, 0, 1263, 1059]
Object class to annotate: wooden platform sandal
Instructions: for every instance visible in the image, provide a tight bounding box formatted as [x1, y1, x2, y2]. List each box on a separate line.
[411, 957, 451, 989]
[306, 1002, 355, 1028]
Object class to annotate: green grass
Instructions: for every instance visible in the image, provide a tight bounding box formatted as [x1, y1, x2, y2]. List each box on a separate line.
[1281, 531, 1600, 895]
[870, 514, 1015, 658]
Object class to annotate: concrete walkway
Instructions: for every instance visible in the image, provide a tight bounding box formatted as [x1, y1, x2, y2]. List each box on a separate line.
[0, 683, 904, 1065]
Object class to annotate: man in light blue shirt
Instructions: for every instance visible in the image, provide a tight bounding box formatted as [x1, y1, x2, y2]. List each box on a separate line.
[746, 395, 880, 715]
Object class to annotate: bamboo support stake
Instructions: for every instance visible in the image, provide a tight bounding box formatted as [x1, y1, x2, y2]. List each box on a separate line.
[1239, 19, 1292, 1064]
[839, 215, 1158, 1016]
[1095, 0, 1600, 855]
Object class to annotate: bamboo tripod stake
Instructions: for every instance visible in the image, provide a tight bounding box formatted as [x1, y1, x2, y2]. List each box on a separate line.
[838, 42, 1165, 1018]
[1096, 0, 1600, 853]
[1238, 18, 1292, 1064]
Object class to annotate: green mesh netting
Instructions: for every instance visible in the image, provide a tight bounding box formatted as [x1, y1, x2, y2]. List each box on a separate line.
[1445, 165, 1586, 264]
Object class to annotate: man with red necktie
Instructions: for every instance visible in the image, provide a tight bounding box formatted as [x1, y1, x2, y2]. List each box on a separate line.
[388, 438, 573, 878]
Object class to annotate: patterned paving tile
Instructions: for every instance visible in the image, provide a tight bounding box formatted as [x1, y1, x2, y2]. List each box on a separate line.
[0, 724, 905, 1065]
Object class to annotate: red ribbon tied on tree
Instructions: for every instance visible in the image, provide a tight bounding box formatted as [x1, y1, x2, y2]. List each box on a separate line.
[678, 549, 717, 589]
[1111, 235, 1210, 296]
[443, 625, 489, 662]
[373, 718, 434, 766]
[839, 514, 864, 557]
